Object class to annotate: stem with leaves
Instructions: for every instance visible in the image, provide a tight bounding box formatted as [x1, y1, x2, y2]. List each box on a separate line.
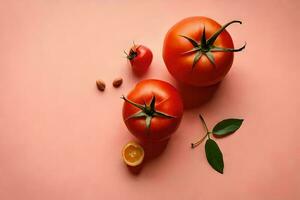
[191, 114, 244, 174]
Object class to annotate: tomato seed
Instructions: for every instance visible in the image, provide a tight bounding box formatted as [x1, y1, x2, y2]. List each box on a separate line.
[96, 79, 105, 91]
[113, 78, 123, 88]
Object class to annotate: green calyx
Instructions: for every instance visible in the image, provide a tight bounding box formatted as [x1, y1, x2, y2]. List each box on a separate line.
[124, 49, 137, 60]
[121, 95, 175, 129]
[179, 20, 246, 69]
[124, 42, 139, 60]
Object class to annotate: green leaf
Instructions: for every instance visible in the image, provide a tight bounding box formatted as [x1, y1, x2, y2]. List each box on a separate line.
[150, 96, 156, 111]
[125, 111, 147, 121]
[145, 116, 152, 129]
[205, 139, 224, 174]
[192, 51, 202, 69]
[153, 111, 175, 118]
[179, 35, 199, 47]
[181, 47, 201, 55]
[121, 95, 145, 110]
[212, 118, 244, 136]
[201, 26, 207, 48]
[205, 52, 216, 66]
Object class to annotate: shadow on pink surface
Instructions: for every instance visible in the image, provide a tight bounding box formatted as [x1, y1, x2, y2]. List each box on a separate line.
[176, 82, 220, 109]
[126, 140, 169, 175]
[126, 82, 221, 175]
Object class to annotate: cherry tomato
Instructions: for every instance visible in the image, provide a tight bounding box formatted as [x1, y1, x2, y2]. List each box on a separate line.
[122, 79, 183, 142]
[125, 44, 153, 74]
[163, 16, 245, 87]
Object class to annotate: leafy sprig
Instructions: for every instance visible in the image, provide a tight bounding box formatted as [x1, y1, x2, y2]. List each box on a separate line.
[191, 114, 244, 174]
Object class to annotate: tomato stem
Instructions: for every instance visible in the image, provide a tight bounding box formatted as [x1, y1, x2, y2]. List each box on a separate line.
[206, 20, 242, 46]
[121, 95, 175, 130]
[199, 114, 209, 133]
[179, 20, 246, 68]
[191, 114, 211, 149]
[191, 133, 207, 148]
[124, 43, 140, 61]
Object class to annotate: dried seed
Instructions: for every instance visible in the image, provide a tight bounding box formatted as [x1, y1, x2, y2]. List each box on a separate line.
[96, 79, 105, 91]
[113, 78, 123, 88]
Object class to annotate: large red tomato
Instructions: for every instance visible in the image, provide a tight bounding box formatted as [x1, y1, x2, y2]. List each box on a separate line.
[163, 16, 245, 87]
[122, 79, 183, 142]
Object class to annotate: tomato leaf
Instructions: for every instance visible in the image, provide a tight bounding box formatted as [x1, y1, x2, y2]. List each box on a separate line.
[145, 116, 152, 129]
[121, 95, 144, 110]
[205, 139, 224, 174]
[192, 51, 202, 69]
[212, 118, 244, 136]
[181, 47, 201, 55]
[153, 111, 175, 118]
[200, 26, 207, 48]
[205, 52, 216, 66]
[150, 96, 156, 111]
[125, 111, 147, 120]
[179, 35, 199, 47]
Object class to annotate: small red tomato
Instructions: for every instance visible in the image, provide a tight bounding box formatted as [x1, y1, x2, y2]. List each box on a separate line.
[125, 44, 153, 74]
[122, 79, 183, 142]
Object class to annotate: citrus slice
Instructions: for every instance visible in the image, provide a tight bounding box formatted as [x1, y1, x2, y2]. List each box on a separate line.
[122, 141, 144, 167]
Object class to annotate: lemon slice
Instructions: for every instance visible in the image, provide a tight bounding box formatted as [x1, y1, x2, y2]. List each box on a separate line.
[122, 141, 144, 167]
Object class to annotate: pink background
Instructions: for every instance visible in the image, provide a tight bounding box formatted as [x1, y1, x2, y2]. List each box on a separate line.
[0, 0, 299, 199]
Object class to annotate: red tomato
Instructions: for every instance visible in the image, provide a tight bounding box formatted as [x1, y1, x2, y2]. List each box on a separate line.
[125, 44, 153, 74]
[163, 16, 246, 87]
[122, 79, 183, 142]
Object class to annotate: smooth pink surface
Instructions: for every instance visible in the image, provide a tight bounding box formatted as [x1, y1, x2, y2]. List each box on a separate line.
[0, 0, 299, 199]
